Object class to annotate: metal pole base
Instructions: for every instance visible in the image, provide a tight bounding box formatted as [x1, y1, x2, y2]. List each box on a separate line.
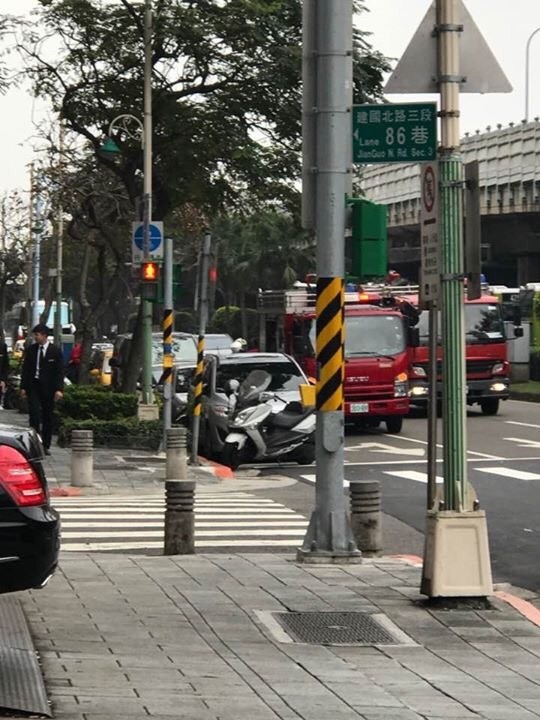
[421, 509, 493, 598]
[296, 510, 361, 564]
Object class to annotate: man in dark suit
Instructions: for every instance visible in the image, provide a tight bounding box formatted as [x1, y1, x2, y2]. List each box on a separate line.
[20, 324, 64, 455]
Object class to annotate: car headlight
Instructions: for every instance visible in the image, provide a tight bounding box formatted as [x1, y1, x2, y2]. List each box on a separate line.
[491, 362, 505, 375]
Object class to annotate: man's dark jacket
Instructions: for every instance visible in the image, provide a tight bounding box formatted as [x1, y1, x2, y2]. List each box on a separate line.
[21, 343, 64, 394]
[0, 342, 9, 383]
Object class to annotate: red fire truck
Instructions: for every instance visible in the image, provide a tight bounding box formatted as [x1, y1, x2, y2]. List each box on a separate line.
[401, 288, 521, 415]
[257, 285, 420, 433]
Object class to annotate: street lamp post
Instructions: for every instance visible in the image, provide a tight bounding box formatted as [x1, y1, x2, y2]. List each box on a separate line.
[102, 0, 154, 407]
[525, 27, 540, 121]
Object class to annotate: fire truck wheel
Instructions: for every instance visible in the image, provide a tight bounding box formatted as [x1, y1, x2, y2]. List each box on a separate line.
[385, 416, 403, 434]
[480, 398, 499, 416]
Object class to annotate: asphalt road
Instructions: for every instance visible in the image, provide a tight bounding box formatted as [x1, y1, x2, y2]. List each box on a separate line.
[253, 398, 540, 592]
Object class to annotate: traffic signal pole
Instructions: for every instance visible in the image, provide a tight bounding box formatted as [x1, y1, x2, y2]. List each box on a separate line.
[297, 0, 359, 562]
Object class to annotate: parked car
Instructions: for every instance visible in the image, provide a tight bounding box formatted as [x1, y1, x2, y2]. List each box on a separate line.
[154, 363, 196, 424]
[196, 351, 310, 460]
[201, 333, 234, 357]
[111, 332, 197, 390]
[89, 344, 114, 386]
[0, 426, 60, 594]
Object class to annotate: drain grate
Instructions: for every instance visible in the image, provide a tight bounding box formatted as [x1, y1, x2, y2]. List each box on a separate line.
[274, 611, 400, 645]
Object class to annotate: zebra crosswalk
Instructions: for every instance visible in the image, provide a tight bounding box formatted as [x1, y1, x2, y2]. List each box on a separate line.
[53, 491, 308, 552]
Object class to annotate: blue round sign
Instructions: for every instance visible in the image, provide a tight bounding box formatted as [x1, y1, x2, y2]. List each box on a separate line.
[134, 224, 162, 252]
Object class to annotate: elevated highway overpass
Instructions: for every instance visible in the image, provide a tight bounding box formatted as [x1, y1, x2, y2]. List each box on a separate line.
[361, 120, 540, 286]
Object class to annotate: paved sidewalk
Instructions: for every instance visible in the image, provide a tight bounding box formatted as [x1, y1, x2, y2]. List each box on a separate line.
[20, 553, 540, 720]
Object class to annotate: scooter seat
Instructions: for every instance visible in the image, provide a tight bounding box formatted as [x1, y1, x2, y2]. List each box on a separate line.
[269, 405, 313, 429]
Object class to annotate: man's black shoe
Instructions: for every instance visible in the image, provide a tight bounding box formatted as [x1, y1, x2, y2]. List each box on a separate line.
[44, 448, 51, 456]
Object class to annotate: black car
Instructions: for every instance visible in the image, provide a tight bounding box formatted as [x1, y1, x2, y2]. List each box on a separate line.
[0, 425, 60, 594]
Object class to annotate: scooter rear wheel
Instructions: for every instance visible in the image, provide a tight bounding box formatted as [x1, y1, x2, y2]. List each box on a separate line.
[223, 443, 241, 470]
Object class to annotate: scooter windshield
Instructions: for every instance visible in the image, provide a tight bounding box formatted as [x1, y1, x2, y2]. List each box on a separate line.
[237, 370, 272, 404]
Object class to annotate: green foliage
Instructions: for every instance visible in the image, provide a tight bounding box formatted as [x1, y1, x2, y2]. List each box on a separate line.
[530, 347, 540, 381]
[175, 310, 197, 334]
[58, 385, 138, 421]
[210, 306, 258, 340]
[21, 0, 389, 218]
[57, 417, 162, 450]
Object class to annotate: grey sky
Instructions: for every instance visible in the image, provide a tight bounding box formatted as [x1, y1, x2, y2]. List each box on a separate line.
[2, 0, 540, 193]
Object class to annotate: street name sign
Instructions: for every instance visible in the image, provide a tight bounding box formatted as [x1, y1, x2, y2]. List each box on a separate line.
[352, 103, 437, 164]
[132, 221, 164, 264]
[419, 162, 440, 306]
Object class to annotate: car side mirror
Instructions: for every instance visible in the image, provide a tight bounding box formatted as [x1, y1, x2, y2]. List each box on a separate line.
[514, 326, 524, 338]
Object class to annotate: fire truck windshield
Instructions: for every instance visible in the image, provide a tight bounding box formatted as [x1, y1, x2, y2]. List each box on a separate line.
[417, 303, 505, 345]
[308, 314, 406, 357]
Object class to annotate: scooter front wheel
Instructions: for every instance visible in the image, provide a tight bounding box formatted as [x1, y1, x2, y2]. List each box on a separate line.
[223, 443, 242, 470]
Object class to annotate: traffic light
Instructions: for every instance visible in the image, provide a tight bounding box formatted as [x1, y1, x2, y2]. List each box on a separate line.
[347, 197, 388, 279]
[141, 261, 159, 282]
[140, 261, 160, 300]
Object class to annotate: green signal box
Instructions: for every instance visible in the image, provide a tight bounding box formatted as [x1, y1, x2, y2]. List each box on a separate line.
[348, 197, 388, 279]
[155, 263, 183, 304]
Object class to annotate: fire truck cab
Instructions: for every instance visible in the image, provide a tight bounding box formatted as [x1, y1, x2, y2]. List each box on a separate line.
[257, 284, 419, 433]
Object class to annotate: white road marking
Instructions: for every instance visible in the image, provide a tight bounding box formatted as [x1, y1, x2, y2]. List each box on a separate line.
[55, 492, 307, 551]
[345, 442, 424, 456]
[383, 470, 443, 484]
[504, 437, 540, 449]
[300, 474, 349, 488]
[475, 467, 540, 481]
[505, 420, 540, 429]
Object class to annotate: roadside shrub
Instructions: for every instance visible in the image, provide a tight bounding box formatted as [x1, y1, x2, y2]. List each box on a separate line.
[210, 305, 258, 339]
[58, 385, 137, 421]
[57, 417, 162, 450]
[530, 347, 540, 381]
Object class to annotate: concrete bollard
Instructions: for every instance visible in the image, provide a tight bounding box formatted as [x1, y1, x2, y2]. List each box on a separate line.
[163, 480, 195, 555]
[166, 427, 188, 480]
[70, 429, 94, 487]
[349, 480, 382, 555]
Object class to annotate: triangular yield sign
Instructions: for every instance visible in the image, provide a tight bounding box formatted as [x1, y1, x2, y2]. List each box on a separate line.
[384, 0, 512, 94]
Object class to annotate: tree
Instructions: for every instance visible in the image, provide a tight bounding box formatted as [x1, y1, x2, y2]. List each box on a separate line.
[0, 191, 31, 324]
[20, 1, 390, 221]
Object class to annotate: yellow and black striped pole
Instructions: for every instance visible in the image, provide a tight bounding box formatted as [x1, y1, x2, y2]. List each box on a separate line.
[162, 306, 174, 410]
[316, 277, 344, 412]
[192, 334, 205, 422]
[161, 237, 174, 446]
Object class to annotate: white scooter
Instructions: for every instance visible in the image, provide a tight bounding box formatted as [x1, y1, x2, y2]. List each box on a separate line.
[222, 370, 315, 470]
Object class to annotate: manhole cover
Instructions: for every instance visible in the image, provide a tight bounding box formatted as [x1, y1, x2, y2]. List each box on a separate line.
[273, 611, 400, 645]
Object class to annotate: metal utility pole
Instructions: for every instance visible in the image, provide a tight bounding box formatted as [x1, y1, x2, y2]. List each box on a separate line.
[525, 27, 540, 121]
[437, 0, 467, 512]
[54, 119, 65, 346]
[141, 0, 154, 405]
[190, 232, 211, 464]
[298, 0, 359, 562]
[31, 165, 42, 330]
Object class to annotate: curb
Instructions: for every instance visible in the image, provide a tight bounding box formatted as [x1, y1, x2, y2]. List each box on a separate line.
[50, 486, 82, 497]
[509, 391, 540, 403]
[390, 554, 540, 628]
[197, 456, 234, 479]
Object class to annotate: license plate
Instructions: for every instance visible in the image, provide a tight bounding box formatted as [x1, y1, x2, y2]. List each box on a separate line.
[350, 402, 369, 413]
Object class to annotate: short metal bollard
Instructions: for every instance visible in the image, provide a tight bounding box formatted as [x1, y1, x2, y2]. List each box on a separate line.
[166, 427, 188, 480]
[163, 480, 195, 555]
[70, 429, 94, 487]
[349, 480, 382, 555]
